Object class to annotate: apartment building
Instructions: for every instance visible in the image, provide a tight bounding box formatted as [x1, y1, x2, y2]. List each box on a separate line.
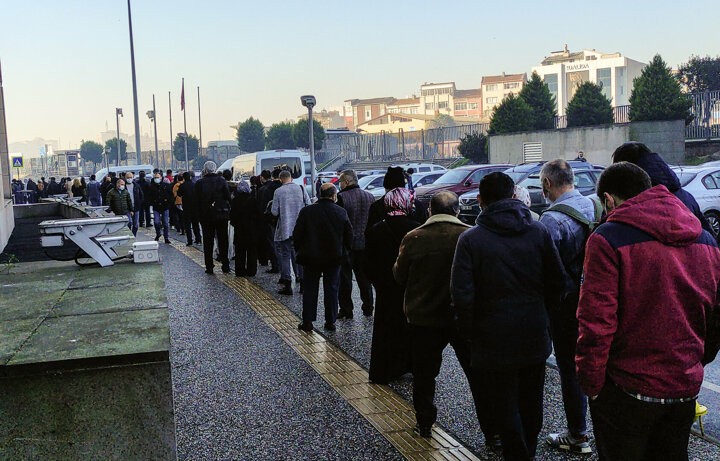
[481, 73, 527, 121]
[345, 97, 396, 131]
[453, 89, 483, 119]
[387, 97, 421, 115]
[419, 82, 456, 116]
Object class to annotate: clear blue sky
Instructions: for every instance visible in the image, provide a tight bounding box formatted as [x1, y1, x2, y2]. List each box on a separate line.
[1, 0, 718, 151]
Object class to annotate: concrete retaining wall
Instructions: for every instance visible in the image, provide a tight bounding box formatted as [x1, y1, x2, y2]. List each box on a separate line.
[0, 199, 13, 254]
[488, 120, 686, 166]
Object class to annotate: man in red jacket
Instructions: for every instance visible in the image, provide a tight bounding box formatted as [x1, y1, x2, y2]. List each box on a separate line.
[577, 162, 720, 461]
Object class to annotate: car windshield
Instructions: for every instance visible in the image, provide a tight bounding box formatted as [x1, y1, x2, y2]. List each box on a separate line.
[504, 171, 526, 183]
[434, 169, 469, 185]
[519, 175, 543, 190]
[675, 171, 698, 187]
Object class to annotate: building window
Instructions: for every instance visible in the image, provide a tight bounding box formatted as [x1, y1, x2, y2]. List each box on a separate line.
[425, 102, 435, 110]
[543, 73, 559, 104]
[597, 68, 612, 101]
[365, 109, 371, 120]
[485, 84, 497, 91]
[438, 101, 448, 109]
[468, 102, 478, 110]
[486, 97, 498, 104]
[504, 82, 520, 89]
[454, 102, 467, 111]
[410, 107, 418, 114]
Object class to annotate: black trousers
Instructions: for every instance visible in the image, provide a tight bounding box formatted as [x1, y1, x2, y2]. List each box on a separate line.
[481, 362, 546, 461]
[201, 219, 229, 271]
[234, 238, 257, 276]
[183, 214, 201, 244]
[139, 202, 152, 227]
[259, 222, 278, 270]
[589, 383, 695, 461]
[410, 324, 497, 438]
[339, 249, 374, 314]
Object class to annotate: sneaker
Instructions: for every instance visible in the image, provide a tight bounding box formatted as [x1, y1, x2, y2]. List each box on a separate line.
[154, 235, 161, 241]
[278, 284, 293, 296]
[413, 425, 431, 438]
[164, 238, 171, 244]
[323, 322, 336, 331]
[546, 433, 592, 454]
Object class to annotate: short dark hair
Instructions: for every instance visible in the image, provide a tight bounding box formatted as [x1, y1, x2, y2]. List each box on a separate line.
[479, 172, 515, 206]
[272, 168, 282, 179]
[182, 171, 191, 181]
[407, 168, 415, 174]
[430, 190, 459, 216]
[166, 169, 172, 175]
[139, 170, 146, 177]
[540, 159, 574, 187]
[261, 169, 271, 180]
[90, 174, 96, 180]
[222, 170, 232, 181]
[612, 142, 652, 164]
[596, 162, 652, 202]
[153, 168, 160, 174]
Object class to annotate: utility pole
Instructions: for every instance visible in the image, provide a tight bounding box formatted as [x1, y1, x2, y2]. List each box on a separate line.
[147, 94, 159, 168]
[301, 95, 317, 199]
[168, 91, 173, 171]
[197, 86, 202, 160]
[115, 108, 123, 167]
[127, 0, 141, 164]
[182, 78, 188, 171]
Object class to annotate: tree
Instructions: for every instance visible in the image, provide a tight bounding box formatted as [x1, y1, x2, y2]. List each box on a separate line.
[457, 131, 488, 164]
[566, 81, 614, 127]
[236, 117, 265, 152]
[172, 134, 199, 163]
[104, 138, 127, 163]
[265, 122, 295, 150]
[629, 54, 692, 123]
[292, 118, 326, 151]
[80, 140, 104, 164]
[678, 55, 720, 92]
[425, 113, 456, 130]
[519, 71, 557, 130]
[192, 155, 209, 170]
[488, 94, 534, 134]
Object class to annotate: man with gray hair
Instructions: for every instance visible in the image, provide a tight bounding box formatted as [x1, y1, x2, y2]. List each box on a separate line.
[272, 170, 310, 295]
[539, 159, 602, 454]
[336, 169, 375, 317]
[195, 160, 232, 274]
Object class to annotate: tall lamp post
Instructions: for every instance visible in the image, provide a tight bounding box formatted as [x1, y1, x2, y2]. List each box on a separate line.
[127, 0, 141, 164]
[301, 95, 317, 199]
[146, 95, 159, 168]
[115, 108, 123, 167]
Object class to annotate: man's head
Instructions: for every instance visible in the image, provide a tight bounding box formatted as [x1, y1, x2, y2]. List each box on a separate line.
[383, 166, 406, 191]
[153, 172, 163, 184]
[339, 170, 358, 190]
[90, 174, 96, 181]
[577, 151, 584, 158]
[166, 169, 172, 176]
[50, 177, 56, 182]
[125, 172, 134, 182]
[272, 168, 282, 180]
[260, 170, 271, 183]
[222, 169, 232, 181]
[407, 168, 415, 175]
[109, 172, 116, 178]
[429, 190, 459, 217]
[182, 171, 191, 182]
[320, 183, 338, 201]
[153, 168, 160, 175]
[202, 161, 217, 177]
[116, 178, 125, 190]
[612, 142, 652, 164]
[139, 170, 146, 179]
[279, 170, 292, 184]
[596, 162, 652, 213]
[540, 159, 575, 202]
[478, 172, 514, 208]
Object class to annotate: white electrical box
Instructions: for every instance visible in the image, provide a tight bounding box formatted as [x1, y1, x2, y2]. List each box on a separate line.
[131, 241, 159, 263]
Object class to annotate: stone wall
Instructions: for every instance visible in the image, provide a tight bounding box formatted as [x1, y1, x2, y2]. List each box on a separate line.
[488, 120, 686, 166]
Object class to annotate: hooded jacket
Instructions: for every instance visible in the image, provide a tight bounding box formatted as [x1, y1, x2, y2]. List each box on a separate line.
[634, 152, 714, 236]
[577, 185, 720, 399]
[451, 199, 566, 368]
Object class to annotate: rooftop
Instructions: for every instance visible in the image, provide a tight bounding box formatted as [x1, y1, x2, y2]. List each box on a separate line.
[481, 73, 527, 84]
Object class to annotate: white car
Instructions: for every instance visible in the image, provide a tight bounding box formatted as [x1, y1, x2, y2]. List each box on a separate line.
[673, 166, 720, 235]
[358, 174, 386, 199]
[411, 171, 444, 188]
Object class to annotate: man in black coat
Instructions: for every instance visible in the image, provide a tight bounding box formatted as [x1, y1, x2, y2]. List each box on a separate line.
[451, 172, 566, 461]
[366, 166, 427, 239]
[294, 183, 352, 332]
[46, 177, 63, 196]
[257, 169, 282, 272]
[195, 161, 231, 274]
[147, 172, 174, 243]
[177, 171, 201, 246]
[137, 170, 152, 227]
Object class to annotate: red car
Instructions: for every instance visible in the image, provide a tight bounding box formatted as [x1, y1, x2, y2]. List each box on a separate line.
[413, 164, 513, 206]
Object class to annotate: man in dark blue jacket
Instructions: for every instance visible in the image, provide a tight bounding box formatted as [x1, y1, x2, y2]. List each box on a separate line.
[451, 172, 565, 461]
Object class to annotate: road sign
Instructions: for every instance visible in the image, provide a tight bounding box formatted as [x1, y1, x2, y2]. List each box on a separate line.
[11, 156, 23, 168]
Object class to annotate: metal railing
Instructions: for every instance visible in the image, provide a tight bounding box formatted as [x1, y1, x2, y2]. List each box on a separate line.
[554, 105, 629, 129]
[686, 90, 720, 141]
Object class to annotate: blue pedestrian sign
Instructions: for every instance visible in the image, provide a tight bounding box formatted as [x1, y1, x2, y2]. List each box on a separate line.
[11, 156, 23, 168]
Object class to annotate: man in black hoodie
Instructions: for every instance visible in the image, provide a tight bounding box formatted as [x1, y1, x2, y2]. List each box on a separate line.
[451, 172, 565, 461]
[613, 142, 714, 237]
[195, 161, 231, 274]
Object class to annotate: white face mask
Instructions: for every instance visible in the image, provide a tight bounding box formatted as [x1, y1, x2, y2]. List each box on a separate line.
[118, 185, 125, 191]
[154, 178, 161, 184]
[126, 177, 133, 182]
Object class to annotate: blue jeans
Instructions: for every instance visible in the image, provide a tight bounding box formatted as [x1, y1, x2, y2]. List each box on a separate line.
[275, 238, 302, 282]
[302, 265, 341, 324]
[127, 211, 139, 236]
[153, 209, 170, 240]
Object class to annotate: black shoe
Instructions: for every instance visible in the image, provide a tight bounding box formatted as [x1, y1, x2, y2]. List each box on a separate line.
[298, 282, 303, 294]
[221, 265, 230, 274]
[362, 308, 374, 317]
[154, 235, 160, 241]
[186, 242, 193, 246]
[298, 322, 313, 332]
[278, 277, 291, 285]
[195, 239, 201, 244]
[323, 322, 336, 331]
[278, 283, 293, 295]
[205, 269, 214, 275]
[164, 239, 171, 244]
[485, 434, 502, 452]
[337, 310, 354, 319]
[413, 425, 432, 438]
[266, 268, 280, 274]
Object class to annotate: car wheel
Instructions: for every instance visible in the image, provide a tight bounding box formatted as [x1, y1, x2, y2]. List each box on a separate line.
[705, 211, 720, 237]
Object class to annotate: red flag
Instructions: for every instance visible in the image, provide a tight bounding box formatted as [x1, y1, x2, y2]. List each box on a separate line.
[181, 79, 185, 111]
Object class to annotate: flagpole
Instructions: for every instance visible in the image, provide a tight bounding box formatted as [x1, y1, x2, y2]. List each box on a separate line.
[127, 0, 142, 164]
[182, 78, 188, 171]
[168, 91, 172, 171]
[197, 86, 202, 161]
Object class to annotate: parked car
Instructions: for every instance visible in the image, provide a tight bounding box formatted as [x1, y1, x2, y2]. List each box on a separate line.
[414, 164, 513, 206]
[411, 171, 444, 188]
[394, 163, 447, 173]
[502, 160, 603, 185]
[357, 169, 387, 179]
[672, 166, 720, 235]
[358, 173, 386, 199]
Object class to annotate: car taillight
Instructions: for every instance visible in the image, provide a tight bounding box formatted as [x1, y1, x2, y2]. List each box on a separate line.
[330, 178, 339, 183]
[304, 177, 308, 185]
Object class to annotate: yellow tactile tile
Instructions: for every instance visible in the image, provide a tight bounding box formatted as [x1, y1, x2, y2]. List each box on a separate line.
[146, 229, 480, 461]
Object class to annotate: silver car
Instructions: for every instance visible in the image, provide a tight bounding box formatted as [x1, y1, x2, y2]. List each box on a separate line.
[673, 166, 720, 235]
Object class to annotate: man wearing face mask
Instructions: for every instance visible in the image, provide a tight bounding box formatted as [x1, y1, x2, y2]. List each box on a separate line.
[293, 183, 352, 332]
[538, 160, 602, 455]
[147, 172, 174, 243]
[106, 178, 134, 232]
[124, 172, 144, 236]
[577, 162, 720, 461]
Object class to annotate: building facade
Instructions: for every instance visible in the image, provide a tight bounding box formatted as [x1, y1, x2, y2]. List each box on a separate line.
[453, 89, 483, 119]
[419, 82, 456, 116]
[345, 97, 396, 132]
[532, 46, 646, 116]
[481, 73, 527, 121]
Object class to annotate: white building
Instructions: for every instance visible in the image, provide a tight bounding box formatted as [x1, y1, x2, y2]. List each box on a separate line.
[532, 46, 646, 116]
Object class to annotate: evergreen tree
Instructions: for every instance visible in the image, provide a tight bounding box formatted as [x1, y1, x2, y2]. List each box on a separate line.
[79, 140, 104, 164]
[172, 134, 199, 163]
[457, 131, 488, 164]
[566, 81, 614, 127]
[678, 55, 720, 92]
[292, 118, 326, 151]
[488, 94, 534, 134]
[629, 54, 693, 123]
[236, 117, 266, 152]
[519, 72, 557, 130]
[104, 138, 127, 163]
[265, 122, 295, 150]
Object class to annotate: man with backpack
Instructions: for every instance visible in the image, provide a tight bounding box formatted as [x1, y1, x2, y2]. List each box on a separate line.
[195, 161, 232, 274]
[539, 159, 602, 455]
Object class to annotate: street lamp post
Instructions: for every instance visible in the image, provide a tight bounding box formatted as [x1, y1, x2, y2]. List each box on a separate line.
[301, 95, 317, 199]
[127, 0, 142, 164]
[115, 108, 123, 167]
[147, 95, 159, 169]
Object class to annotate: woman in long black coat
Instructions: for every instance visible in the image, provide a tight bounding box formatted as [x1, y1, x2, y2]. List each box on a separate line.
[230, 180, 260, 277]
[365, 187, 420, 384]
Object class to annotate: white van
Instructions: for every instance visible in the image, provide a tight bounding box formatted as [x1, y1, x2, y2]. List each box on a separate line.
[393, 162, 446, 173]
[216, 157, 234, 174]
[94, 164, 154, 179]
[231, 150, 307, 187]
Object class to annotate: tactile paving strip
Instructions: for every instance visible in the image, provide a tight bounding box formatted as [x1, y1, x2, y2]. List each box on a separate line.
[144, 230, 480, 460]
